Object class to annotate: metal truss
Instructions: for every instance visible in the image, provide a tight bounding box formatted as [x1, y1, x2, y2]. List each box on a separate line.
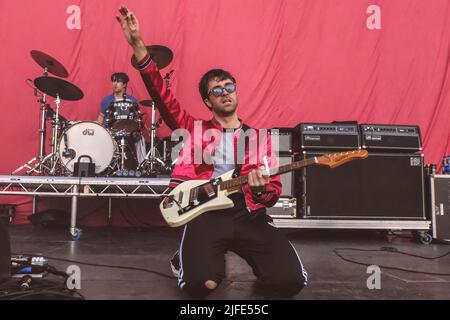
[0, 175, 171, 198]
[0, 175, 171, 239]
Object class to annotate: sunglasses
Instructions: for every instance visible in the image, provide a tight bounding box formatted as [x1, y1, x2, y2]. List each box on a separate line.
[208, 83, 236, 97]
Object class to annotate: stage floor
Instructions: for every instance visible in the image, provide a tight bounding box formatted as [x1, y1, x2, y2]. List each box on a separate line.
[6, 225, 450, 300]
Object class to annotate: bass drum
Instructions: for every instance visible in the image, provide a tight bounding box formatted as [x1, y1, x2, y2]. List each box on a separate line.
[58, 121, 117, 175]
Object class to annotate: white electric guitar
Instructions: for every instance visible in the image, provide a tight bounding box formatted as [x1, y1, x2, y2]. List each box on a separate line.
[160, 150, 368, 227]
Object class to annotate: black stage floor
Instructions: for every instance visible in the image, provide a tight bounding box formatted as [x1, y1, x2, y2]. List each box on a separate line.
[6, 225, 450, 300]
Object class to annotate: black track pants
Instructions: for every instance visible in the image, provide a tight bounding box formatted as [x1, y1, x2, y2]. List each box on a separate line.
[177, 200, 307, 298]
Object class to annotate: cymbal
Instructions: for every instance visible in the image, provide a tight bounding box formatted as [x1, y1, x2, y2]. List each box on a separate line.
[139, 100, 155, 107]
[131, 45, 173, 70]
[30, 50, 69, 78]
[34, 76, 84, 101]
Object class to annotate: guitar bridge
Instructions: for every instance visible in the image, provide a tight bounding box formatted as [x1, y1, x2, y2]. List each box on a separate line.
[162, 192, 184, 210]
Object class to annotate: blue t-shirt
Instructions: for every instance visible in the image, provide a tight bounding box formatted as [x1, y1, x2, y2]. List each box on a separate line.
[100, 94, 138, 114]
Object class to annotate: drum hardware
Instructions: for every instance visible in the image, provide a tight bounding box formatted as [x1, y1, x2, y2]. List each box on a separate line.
[163, 137, 181, 167]
[58, 121, 117, 175]
[115, 169, 142, 177]
[111, 133, 145, 176]
[13, 51, 82, 176]
[105, 100, 141, 134]
[120, 136, 127, 171]
[130, 45, 173, 70]
[155, 136, 181, 172]
[19, 77, 51, 175]
[164, 70, 174, 88]
[33, 76, 84, 101]
[48, 95, 63, 174]
[61, 132, 75, 158]
[104, 98, 148, 177]
[30, 50, 69, 78]
[137, 100, 168, 176]
[45, 105, 69, 125]
[38, 86, 50, 173]
[13, 49, 178, 178]
[33, 78, 83, 175]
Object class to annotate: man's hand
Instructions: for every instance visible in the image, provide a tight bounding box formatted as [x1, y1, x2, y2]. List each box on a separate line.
[248, 168, 271, 195]
[116, 6, 147, 61]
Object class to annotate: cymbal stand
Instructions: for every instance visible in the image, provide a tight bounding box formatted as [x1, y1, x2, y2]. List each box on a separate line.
[137, 100, 165, 175]
[38, 94, 48, 173]
[49, 95, 62, 175]
[13, 69, 54, 175]
[110, 130, 130, 175]
[39, 67, 49, 171]
[120, 136, 127, 171]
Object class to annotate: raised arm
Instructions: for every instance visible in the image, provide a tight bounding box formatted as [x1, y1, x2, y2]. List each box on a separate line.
[116, 6, 196, 131]
[116, 6, 147, 62]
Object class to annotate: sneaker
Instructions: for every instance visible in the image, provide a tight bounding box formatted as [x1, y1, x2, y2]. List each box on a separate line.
[170, 251, 180, 278]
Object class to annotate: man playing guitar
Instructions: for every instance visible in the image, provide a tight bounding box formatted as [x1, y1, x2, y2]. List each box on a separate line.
[116, 6, 307, 298]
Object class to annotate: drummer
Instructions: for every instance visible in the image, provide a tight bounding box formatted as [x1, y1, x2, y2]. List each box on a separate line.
[96, 72, 138, 125]
[96, 72, 147, 168]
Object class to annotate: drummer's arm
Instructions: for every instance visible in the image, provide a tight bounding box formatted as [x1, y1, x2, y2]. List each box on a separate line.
[96, 113, 105, 125]
[97, 97, 108, 125]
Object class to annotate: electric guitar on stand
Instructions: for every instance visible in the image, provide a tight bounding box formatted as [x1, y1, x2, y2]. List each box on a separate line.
[160, 149, 368, 227]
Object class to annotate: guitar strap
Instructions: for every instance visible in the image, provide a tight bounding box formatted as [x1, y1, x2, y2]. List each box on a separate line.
[233, 125, 276, 199]
[232, 123, 251, 178]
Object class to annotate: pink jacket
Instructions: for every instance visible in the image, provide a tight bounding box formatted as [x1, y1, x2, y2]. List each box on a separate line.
[136, 53, 282, 211]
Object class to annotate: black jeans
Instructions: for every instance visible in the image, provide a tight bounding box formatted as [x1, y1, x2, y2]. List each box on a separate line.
[177, 194, 307, 298]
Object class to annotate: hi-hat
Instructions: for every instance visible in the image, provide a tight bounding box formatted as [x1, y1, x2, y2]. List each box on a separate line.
[139, 100, 155, 107]
[131, 45, 173, 70]
[30, 50, 69, 78]
[34, 76, 84, 101]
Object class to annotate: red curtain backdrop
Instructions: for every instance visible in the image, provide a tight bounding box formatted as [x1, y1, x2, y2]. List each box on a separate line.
[1, 0, 449, 224]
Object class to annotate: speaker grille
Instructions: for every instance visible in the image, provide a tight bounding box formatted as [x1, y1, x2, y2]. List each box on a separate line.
[278, 155, 294, 197]
[297, 152, 426, 219]
[431, 176, 450, 240]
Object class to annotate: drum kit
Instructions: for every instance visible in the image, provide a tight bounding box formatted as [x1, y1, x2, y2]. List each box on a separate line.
[13, 47, 176, 178]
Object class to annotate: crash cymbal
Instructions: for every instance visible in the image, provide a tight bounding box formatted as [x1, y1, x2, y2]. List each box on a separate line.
[131, 45, 173, 70]
[34, 76, 84, 101]
[139, 100, 155, 107]
[30, 50, 69, 78]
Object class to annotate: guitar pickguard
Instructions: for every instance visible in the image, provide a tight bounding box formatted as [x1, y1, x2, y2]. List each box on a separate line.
[163, 178, 222, 215]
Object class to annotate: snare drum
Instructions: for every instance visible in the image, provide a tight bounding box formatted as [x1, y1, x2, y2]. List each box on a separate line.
[105, 99, 142, 134]
[58, 121, 117, 175]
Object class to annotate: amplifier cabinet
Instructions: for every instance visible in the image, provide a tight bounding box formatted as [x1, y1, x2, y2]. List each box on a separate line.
[296, 152, 426, 220]
[269, 128, 293, 154]
[430, 175, 450, 241]
[0, 219, 10, 283]
[278, 154, 295, 197]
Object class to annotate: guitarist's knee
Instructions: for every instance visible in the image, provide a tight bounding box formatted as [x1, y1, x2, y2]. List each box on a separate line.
[182, 279, 219, 298]
[205, 280, 217, 290]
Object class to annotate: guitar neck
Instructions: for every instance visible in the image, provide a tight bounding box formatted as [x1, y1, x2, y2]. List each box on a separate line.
[220, 157, 317, 191]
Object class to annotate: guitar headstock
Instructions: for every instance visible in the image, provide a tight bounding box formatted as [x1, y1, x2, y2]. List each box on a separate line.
[316, 150, 369, 168]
